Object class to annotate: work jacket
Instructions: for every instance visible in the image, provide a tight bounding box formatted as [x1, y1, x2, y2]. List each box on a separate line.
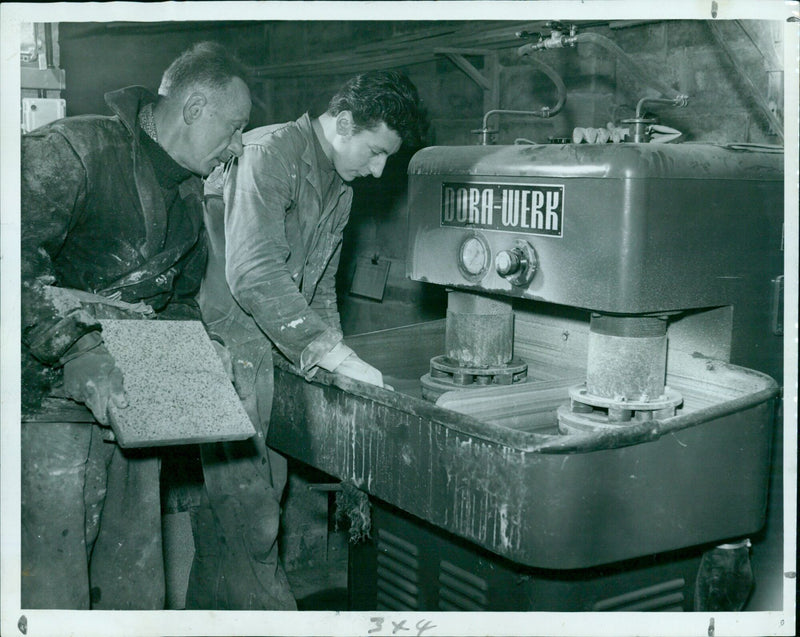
[21, 86, 206, 410]
[200, 113, 353, 378]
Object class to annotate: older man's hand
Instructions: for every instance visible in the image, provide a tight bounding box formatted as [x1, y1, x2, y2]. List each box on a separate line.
[62, 344, 127, 425]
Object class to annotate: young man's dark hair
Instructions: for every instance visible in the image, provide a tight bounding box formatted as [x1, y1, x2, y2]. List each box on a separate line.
[327, 70, 427, 147]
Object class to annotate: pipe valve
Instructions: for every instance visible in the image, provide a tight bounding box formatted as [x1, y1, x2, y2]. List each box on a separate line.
[517, 22, 578, 52]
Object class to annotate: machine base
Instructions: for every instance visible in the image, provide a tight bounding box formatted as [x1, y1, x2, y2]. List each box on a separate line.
[349, 499, 704, 612]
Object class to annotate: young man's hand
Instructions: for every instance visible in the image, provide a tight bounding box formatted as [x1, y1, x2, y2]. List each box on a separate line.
[334, 352, 384, 388]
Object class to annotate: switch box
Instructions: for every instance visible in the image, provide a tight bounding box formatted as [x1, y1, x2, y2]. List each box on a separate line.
[22, 97, 66, 132]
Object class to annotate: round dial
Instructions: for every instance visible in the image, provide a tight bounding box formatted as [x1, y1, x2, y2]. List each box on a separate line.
[459, 236, 489, 276]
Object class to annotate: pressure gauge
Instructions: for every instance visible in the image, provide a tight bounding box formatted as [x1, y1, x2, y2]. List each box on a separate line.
[458, 234, 490, 279]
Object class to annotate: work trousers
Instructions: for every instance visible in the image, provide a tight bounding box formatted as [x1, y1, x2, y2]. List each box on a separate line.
[21, 419, 164, 609]
[185, 338, 296, 610]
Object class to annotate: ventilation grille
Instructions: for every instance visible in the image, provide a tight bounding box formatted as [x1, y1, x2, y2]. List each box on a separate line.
[438, 560, 489, 611]
[376, 529, 420, 610]
[592, 578, 686, 612]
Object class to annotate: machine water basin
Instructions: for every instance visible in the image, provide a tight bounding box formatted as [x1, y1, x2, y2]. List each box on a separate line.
[268, 320, 778, 570]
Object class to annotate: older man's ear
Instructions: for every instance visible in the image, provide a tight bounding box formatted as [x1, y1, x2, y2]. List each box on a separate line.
[183, 92, 207, 125]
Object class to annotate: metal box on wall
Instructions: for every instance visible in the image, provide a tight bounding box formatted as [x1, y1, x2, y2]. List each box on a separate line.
[21, 97, 66, 132]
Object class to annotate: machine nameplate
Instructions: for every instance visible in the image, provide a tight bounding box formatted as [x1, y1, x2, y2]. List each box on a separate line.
[441, 181, 564, 237]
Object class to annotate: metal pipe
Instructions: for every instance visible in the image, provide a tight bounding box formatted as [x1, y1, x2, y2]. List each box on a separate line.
[44, 23, 54, 69]
[476, 57, 567, 144]
[635, 95, 689, 119]
[706, 21, 783, 144]
[624, 95, 689, 142]
[518, 30, 685, 101]
[481, 108, 551, 130]
[514, 55, 568, 117]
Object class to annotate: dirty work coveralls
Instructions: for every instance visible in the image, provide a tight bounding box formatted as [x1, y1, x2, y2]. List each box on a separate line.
[185, 113, 352, 610]
[20, 86, 206, 609]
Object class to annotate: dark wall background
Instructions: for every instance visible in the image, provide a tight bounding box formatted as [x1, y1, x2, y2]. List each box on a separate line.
[57, 19, 785, 335]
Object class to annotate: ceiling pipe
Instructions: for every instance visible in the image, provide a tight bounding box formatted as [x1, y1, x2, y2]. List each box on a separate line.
[706, 21, 784, 144]
[517, 29, 687, 102]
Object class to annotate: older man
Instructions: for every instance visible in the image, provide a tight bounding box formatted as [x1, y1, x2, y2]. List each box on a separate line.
[186, 70, 427, 609]
[20, 41, 251, 609]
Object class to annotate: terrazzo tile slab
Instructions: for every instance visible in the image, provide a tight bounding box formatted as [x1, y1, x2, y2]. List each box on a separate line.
[99, 319, 255, 448]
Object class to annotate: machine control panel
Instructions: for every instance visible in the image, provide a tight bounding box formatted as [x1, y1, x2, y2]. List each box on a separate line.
[457, 234, 538, 286]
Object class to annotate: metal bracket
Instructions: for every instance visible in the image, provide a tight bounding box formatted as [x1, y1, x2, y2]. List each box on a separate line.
[434, 47, 500, 114]
[770, 275, 784, 336]
[20, 67, 66, 91]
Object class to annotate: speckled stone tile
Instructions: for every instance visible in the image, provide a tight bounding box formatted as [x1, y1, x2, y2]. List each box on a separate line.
[99, 319, 255, 448]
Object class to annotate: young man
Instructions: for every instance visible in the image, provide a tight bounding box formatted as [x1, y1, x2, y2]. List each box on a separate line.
[20, 41, 251, 609]
[186, 70, 427, 609]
